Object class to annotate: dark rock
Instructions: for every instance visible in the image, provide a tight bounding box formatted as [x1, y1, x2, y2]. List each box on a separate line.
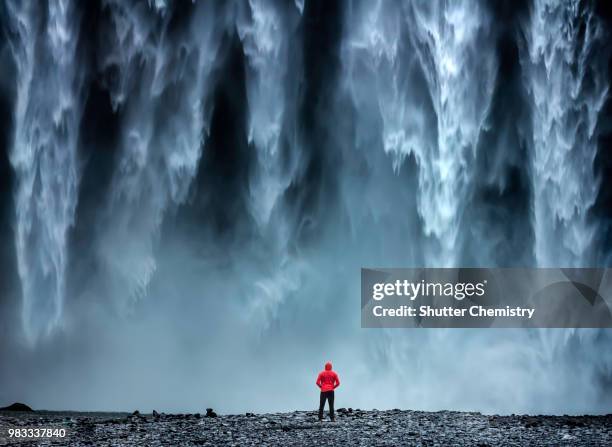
[2, 409, 611, 446]
[205, 408, 217, 418]
[246, 412, 255, 417]
[194, 413, 201, 419]
[0, 402, 33, 412]
[153, 410, 160, 418]
[132, 410, 140, 416]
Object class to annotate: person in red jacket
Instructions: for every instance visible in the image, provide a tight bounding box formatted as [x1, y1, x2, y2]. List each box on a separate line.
[316, 361, 340, 421]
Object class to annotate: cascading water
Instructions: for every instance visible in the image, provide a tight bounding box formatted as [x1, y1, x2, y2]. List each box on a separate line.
[342, 0, 500, 410]
[95, 0, 225, 305]
[343, 0, 497, 266]
[0, 0, 611, 415]
[5, 0, 85, 342]
[522, 0, 609, 268]
[406, 0, 497, 267]
[238, 0, 291, 227]
[518, 0, 611, 395]
[236, 0, 305, 326]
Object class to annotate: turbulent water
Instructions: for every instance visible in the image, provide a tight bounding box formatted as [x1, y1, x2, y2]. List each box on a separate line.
[523, 0, 609, 267]
[0, 0, 611, 415]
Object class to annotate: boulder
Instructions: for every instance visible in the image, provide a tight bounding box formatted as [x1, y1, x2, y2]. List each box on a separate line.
[0, 402, 33, 412]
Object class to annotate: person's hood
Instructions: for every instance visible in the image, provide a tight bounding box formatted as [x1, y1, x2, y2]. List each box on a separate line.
[325, 362, 332, 371]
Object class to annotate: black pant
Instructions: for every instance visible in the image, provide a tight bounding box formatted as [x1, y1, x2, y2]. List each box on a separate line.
[319, 391, 334, 420]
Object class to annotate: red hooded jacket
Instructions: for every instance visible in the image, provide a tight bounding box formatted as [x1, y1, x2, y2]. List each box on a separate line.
[316, 362, 340, 392]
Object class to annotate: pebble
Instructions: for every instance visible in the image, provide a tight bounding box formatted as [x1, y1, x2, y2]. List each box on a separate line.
[1, 410, 610, 446]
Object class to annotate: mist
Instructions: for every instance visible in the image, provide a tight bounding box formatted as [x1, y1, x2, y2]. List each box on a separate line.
[1, 0, 612, 415]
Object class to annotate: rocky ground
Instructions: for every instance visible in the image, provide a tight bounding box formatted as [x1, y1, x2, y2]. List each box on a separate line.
[1, 407, 611, 446]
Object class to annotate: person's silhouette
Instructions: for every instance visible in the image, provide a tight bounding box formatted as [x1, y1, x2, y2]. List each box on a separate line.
[316, 362, 340, 421]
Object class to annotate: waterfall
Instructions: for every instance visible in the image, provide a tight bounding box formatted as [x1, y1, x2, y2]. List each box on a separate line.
[519, 0, 611, 403]
[237, 0, 295, 227]
[236, 0, 306, 327]
[521, 0, 609, 267]
[1, 0, 611, 414]
[343, 0, 497, 266]
[95, 0, 225, 304]
[5, 0, 85, 342]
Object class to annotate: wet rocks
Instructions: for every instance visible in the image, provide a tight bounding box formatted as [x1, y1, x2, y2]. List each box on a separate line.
[1, 409, 610, 446]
